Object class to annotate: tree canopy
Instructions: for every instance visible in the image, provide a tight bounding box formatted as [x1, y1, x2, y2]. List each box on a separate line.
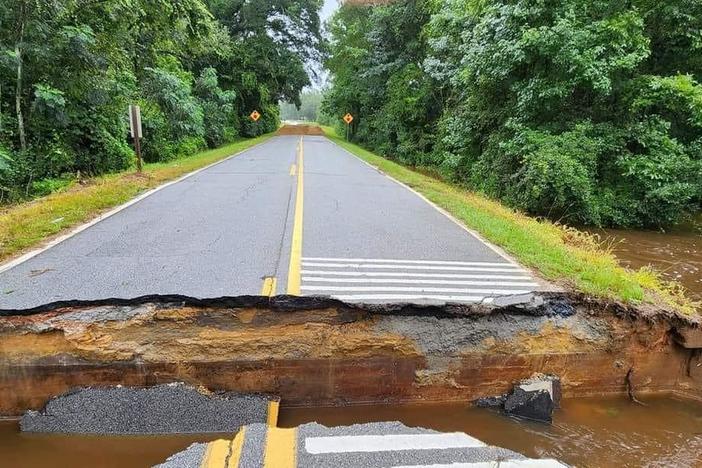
[323, 0, 702, 228]
[0, 0, 323, 201]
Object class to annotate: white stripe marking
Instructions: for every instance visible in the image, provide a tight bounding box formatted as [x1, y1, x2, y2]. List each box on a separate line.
[303, 277, 539, 287]
[301, 270, 533, 280]
[302, 263, 524, 273]
[304, 433, 485, 454]
[302, 286, 533, 294]
[302, 257, 516, 267]
[333, 295, 489, 302]
[392, 460, 568, 468]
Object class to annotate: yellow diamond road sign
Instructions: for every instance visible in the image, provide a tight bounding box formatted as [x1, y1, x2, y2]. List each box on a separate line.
[250, 110, 261, 122]
[343, 113, 354, 124]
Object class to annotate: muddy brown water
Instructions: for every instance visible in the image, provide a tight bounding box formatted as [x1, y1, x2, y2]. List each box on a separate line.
[282, 397, 702, 467]
[588, 222, 702, 302]
[1, 397, 701, 467]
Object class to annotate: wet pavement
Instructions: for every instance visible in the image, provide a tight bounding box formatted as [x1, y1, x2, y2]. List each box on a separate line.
[158, 422, 567, 468]
[0, 134, 541, 310]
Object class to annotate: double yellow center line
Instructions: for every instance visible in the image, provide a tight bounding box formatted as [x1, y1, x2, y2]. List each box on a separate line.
[259, 136, 304, 297]
[286, 137, 304, 295]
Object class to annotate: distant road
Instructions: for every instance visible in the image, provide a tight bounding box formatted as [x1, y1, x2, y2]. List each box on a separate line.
[0, 130, 538, 310]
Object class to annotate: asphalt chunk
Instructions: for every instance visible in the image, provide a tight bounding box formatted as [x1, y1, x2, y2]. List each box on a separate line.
[20, 383, 276, 434]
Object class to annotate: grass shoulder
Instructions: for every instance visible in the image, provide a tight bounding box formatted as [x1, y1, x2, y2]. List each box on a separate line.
[0, 134, 273, 265]
[321, 125, 697, 316]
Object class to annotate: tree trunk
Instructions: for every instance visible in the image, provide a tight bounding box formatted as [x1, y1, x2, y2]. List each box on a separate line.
[15, 2, 27, 151]
[15, 43, 26, 151]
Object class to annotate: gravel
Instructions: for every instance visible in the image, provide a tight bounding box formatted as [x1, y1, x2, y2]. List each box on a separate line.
[20, 383, 274, 434]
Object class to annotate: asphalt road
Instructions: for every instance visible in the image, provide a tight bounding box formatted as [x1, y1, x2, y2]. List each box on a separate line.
[158, 421, 568, 468]
[0, 134, 539, 310]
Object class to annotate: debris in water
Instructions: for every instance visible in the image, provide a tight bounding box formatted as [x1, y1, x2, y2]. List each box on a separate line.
[504, 387, 554, 423]
[626, 367, 647, 406]
[474, 373, 561, 423]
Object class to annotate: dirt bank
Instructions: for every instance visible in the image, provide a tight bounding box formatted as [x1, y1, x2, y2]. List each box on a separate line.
[0, 294, 700, 415]
[277, 124, 325, 135]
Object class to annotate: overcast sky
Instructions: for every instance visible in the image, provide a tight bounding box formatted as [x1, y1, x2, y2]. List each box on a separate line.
[322, 0, 339, 21]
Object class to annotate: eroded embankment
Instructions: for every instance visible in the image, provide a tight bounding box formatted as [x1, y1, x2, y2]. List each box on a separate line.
[0, 294, 700, 416]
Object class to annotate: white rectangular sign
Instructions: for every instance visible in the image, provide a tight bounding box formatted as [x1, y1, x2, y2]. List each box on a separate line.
[129, 105, 142, 139]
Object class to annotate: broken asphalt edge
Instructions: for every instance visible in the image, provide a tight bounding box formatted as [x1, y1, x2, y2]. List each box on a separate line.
[0, 291, 698, 328]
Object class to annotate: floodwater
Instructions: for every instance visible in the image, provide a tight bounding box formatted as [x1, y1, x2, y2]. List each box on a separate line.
[588, 221, 702, 301]
[0, 422, 220, 467]
[2, 396, 700, 467]
[281, 396, 702, 468]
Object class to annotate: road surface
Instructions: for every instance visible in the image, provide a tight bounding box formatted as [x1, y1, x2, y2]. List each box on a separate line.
[159, 422, 567, 468]
[0, 133, 539, 310]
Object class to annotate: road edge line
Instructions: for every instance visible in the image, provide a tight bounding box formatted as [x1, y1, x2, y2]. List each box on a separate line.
[0, 137, 274, 275]
[323, 136, 528, 268]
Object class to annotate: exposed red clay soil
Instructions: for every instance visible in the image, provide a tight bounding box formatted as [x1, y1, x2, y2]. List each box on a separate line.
[1, 298, 700, 415]
[276, 124, 325, 136]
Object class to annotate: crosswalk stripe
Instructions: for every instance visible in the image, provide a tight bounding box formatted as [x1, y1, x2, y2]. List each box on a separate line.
[303, 277, 539, 287]
[301, 270, 532, 280]
[302, 262, 524, 272]
[391, 461, 568, 468]
[331, 295, 489, 302]
[302, 286, 532, 295]
[304, 433, 486, 454]
[302, 257, 516, 267]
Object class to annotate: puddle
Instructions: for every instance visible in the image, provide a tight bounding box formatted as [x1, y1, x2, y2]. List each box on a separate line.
[1, 396, 701, 467]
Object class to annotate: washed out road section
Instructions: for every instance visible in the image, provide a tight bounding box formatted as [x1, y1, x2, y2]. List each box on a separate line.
[0, 136, 297, 310]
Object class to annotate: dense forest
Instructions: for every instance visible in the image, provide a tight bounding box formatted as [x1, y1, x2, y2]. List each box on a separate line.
[0, 0, 322, 202]
[323, 0, 702, 228]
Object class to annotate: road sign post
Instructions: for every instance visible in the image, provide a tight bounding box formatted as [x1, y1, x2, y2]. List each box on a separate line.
[129, 105, 143, 172]
[343, 113, 354, 141]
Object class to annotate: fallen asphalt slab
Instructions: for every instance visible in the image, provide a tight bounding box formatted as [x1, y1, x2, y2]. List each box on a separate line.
[21, 383, 278, 434]
[157, 421, 569, 467]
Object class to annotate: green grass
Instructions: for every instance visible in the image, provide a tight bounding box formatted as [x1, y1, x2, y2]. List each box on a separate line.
[0, 134, 273, 263]
[321, 125, 698, 316]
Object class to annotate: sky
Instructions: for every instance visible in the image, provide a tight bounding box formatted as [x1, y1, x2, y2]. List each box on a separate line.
[306, 0, 339, 89]
[322, 0, 339, 21]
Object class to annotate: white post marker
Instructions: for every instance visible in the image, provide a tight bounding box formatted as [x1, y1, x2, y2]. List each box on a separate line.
[129, 104, 143, 172]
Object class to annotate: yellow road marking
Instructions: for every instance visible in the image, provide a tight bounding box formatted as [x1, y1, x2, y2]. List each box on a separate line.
[287, 137, 304, 295]
[227, 427, 246, 468]
[200, 439, 232, 468]
[267, 400, 280, 427]
[260, 277, 277, 297]
[263, 427, 297, 468]
[289, 164, 296, 176]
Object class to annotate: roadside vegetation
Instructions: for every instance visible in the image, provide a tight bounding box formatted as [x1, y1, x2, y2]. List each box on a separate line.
[322, 0, 702, 229]
[0, 0, 322, 204]
[0, 134, 271, 263]
[322, 126, 698, 316]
